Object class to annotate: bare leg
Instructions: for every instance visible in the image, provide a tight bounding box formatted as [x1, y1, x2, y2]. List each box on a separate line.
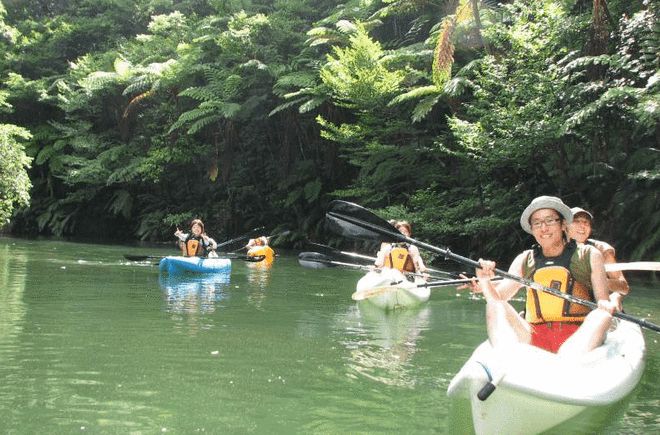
[557, 309, 612, 356]
[486, 301, 532, 347]
[481, 281, 532, 348]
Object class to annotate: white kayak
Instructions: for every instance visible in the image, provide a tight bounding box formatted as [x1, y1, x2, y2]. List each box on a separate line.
[447, 319, 645, 435]
[353, 268, 430, 310]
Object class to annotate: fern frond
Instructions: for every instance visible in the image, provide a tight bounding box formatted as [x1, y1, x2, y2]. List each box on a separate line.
[336, 20, 358, 34]
[299, 96, 326, 113]
[443, 76, 474, 97]
[187, 115, 221, 135]
[273, 72, 319, 95]
[168, 108, 216, 133]
[412, 95, 440, 122]
[179, 87, 217, 102]
[123, 75, 157, 96]
[268, 97, 309, 117]
[388, 85, 440, 106]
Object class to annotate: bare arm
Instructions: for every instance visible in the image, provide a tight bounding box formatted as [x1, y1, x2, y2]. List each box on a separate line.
[374, 244, 390, 268]
[601, 250, 630, 295]
[408, 245, 427, 273]
[472, 253, 525, 301]
[493, 253, 526, 301]
[589, 247, 623, 314]
[590, 240, 629, 295]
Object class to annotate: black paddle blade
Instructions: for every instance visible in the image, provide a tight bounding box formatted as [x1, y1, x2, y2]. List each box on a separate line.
[325, 200, 401, 243]
[242, 255, 265, 262]
[305, 241, 374, 265]
[124, 254, 163, 261]
[305, 241, 338, 256]
[298, 251, 335, 269]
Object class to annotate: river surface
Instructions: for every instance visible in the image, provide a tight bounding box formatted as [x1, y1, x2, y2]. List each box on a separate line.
[0, 236, 658, 433]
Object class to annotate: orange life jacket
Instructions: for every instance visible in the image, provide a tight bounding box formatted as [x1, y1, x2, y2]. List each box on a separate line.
[185, 239, 202, 257]
[384, 245, 416, 273]
[523, 241, 594, 324]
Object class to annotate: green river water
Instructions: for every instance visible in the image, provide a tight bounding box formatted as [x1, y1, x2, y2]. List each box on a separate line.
[0, 236, 658, 434]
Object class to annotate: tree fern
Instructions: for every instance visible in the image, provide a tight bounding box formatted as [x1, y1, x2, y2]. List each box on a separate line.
[432, 0, 474, 87]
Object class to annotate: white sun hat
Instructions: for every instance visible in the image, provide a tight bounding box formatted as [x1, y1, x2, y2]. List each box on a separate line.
[520, 196, 573, 234]
[570, 207, 594, 220]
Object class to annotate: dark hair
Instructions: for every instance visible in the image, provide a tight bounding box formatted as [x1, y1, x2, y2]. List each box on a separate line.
[396, 220, 412, 235]
[191, 219, 205, 233]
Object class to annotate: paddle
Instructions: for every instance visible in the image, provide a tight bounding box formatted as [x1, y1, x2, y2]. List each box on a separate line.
[605, 261, 660, 272]
[124, 253, 265, 262]
[307, 241, 458, 277]
[215, 226, 266, 251]
[306, 241, 376, 264]
[297, 251, 452, 281]
[325, 200, 660, 333]
[351, 277, 504, 301]
[298, 251, 374, 271]
[231, 229, 292, 253]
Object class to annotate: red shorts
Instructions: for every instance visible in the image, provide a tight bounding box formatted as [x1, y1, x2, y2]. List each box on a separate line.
[530, 322, 581, 353]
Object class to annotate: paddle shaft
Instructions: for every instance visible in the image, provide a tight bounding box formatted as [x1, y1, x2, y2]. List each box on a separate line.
[216, 226, 266, 250]
[327, 210, 660, 333]
[230, 229, 290, 253]
[299, 252, 451, 281]
[309, 242, 455, 276]
[422, 276, 503, 288]
[605, 261, 660, 272]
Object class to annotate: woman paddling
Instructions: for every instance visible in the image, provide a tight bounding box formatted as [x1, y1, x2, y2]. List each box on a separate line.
[568, 206, 630, 295]
[174, 219, 218, 257]
[375, 220, 428, 276]
[472, 196, 621, 355]
[245, 235, 275, 263]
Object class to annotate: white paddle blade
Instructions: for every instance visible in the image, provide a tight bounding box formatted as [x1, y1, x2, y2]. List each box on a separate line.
[605, 261, 660, 272]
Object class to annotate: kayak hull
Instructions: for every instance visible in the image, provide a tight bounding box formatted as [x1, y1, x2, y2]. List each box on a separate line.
[447, 319, 645, 435]
[159, 256, 232, 274]
[354, 269, 430, 310]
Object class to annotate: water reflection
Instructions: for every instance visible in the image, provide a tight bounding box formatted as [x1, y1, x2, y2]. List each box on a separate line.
[341, 304, 431, 387]
[244, 261, 273, 310]
[0, 241, 28, 369]
[158, 272, 231, 315]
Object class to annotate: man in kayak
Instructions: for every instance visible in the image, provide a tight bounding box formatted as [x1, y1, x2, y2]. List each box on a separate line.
[473, 196, 622, 355]
[174, 219, 218, 257]
[568, 206, 630, 295]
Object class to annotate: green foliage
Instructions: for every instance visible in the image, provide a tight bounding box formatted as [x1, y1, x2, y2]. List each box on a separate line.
[320, 24, 405, 110]
[0, 124, 32, 226]
[1, 0, 657, 261]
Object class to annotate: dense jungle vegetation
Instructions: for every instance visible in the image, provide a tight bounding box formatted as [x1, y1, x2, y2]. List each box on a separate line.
[0, 0, 658, 263]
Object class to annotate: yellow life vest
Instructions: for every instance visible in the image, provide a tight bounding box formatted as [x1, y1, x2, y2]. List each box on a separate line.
[185, 239, 201, 257]
[384, 245, 416, 273]
[248, 245, 275, 262]
[524, 241, 594, 324]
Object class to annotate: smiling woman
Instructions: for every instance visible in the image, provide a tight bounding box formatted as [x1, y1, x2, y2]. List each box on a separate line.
[569, 206, 630, 295]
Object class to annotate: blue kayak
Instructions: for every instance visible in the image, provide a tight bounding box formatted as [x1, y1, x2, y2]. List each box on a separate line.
[159, 256, 232, 274]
